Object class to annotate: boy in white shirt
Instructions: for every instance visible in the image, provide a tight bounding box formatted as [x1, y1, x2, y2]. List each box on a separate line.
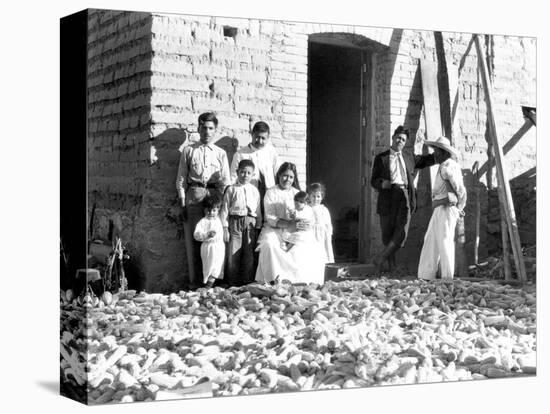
[221, 159, 262, 286]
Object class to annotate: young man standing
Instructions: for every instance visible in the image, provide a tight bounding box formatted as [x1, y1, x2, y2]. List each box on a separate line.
[176, 112, 230, 289]
[370, 126, 436, 273]
[230, 121, 279, 207]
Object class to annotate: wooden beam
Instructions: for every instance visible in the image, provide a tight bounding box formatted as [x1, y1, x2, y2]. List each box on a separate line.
[474, 35, 527, 282]
[451, 34, 475, 125]
[522, 106, 536, 126]
[420, 60, 444, 139]
[367, 54, 376, 260]
[476, 119, 534, 178]
[420, 59, 443, 189]
[359, 52, 375, 262]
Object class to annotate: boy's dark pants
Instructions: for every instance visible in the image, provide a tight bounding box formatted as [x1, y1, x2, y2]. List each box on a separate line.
[227, 215, 257, 286]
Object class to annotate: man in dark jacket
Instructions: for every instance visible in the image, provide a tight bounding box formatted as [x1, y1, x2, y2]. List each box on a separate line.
[370, 126, 436, 273]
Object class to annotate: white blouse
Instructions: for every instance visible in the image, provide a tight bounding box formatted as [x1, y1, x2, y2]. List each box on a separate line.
[263, 185, 299, 228]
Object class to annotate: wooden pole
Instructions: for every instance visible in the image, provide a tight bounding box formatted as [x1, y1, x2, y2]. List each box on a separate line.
[472, 162, 480, 265]
[420, 59, 443, 189]
[474, 35, 527, 282]
[495, 169, 513, 280]
[501, 216, 512, 280]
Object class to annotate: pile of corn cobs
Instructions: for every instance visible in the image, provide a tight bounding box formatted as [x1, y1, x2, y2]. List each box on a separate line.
[60, 278, 536, 404]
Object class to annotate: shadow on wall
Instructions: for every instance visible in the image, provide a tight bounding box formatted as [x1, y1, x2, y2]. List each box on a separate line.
[394, 64, 432, 271]
[144, 127, 237, 292]
[461, 168, 489, 264]
[369, 28, 403, 261]
[85, 10, 155, 292]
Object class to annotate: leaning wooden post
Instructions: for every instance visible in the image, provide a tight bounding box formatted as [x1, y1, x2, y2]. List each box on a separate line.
[472, 162, 480, 265]
[474, 35, 527, 282]
[501, 216, 512, 280]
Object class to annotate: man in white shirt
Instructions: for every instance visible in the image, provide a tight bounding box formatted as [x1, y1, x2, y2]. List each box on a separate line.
[417, 136, 467, 280]
[175, 112, 230, 289]
[230, 121, 279, 213]
[371, 126, 436, 273]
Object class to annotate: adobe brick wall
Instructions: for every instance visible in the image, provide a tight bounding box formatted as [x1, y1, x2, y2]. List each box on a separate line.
[86, 9, 536, 291]
[87, 10, 160, 291]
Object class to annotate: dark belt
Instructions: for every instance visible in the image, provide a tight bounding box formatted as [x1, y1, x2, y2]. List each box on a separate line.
[188, 181, 218, 189]
[229, 214, 256, 219]
[391, 183, 408, 189]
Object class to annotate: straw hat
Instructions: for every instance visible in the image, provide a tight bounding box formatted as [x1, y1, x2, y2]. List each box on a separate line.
[425, 136, 459, 159]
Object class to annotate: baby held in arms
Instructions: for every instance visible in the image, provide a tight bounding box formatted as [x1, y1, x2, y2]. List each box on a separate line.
[281, 191, 314, 252]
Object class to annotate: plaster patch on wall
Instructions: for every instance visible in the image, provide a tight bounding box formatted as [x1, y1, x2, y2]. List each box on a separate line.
[150, 145, 158, 165]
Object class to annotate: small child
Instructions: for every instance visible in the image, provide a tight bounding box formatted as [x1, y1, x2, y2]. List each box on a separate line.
[193, 195, 225, 287]
[308, 183, 334, 263]
[221, 159, 262, 286]
[281, 191, 315, 252]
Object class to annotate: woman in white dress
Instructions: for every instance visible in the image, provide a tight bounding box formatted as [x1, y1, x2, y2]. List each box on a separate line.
[255, 162, 325, 285]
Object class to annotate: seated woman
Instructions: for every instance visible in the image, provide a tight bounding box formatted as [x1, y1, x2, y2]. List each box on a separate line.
[255, 162, 325, 285]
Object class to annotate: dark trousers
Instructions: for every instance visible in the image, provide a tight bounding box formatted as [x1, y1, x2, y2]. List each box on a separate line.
[226, 215, 257, 286]
[379, 186, 411, 248]
[183, 202, 204, 289]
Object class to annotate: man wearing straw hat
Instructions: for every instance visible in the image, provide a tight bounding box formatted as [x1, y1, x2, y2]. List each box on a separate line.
[417, 136, 467, 280]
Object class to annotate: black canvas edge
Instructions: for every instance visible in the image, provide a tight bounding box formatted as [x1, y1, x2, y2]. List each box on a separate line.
[60, 9, 89, 405]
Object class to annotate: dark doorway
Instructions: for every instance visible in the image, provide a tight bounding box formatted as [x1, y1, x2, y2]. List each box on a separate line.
[307, 41, 363, 263]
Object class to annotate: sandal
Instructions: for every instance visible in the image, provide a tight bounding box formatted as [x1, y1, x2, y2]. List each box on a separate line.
[206, 276, 216, 288]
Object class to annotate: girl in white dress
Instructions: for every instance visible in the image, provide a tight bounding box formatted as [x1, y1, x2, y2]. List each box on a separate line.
[308, 183, 335, 263]
[193, 195, 225, 287]
[255, 163, 325, 285]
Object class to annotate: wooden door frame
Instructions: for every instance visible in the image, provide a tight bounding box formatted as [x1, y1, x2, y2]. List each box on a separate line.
[306, 41, 376, 263]
[359, 52, 376, 263]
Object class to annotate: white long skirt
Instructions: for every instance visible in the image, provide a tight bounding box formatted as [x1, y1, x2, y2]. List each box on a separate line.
[255, 226, 325, 285]
[417, 205, 460, 280]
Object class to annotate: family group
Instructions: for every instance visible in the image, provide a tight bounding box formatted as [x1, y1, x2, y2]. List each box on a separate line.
[176, 113, 468, 290]
[176, 112, 334, 290]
